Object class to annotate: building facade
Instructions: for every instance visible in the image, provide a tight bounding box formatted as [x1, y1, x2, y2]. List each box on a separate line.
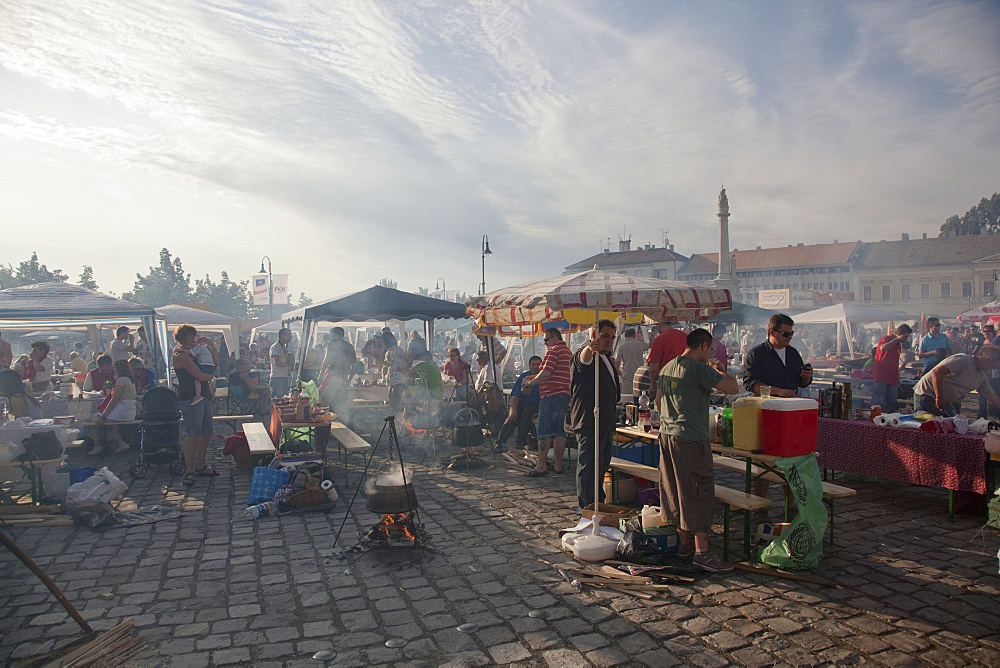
[677, 242, 862, 307]
[564, 239, 688, 280]
[853, 233, 1000, 319]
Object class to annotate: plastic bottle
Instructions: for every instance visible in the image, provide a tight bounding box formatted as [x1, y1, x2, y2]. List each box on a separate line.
[244, 502, 276, 519]
[721, 401, 734, 447]
[0, 396, 8, 424]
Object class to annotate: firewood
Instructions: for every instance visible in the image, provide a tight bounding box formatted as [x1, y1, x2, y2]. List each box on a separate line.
[569, 567, 652, 584]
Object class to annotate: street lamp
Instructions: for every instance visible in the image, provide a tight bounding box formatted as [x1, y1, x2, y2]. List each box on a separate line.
[480, 235, 492, 295]
[435, 277, 446, 301]
[259, 256, 273, 319]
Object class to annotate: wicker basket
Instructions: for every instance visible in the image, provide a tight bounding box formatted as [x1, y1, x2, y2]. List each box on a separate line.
[289, 488, 327, 508]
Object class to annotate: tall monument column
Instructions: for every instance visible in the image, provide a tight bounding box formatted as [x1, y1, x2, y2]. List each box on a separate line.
[710, 185, 741, 295]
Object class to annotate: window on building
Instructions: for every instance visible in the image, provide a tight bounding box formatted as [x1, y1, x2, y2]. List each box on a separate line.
[963, 282, 972, 298]
[921, 284, 929, 300]
[655, 269, 668, 279]
[941, 282, 951, 299]
[634, 269, 644, 278]
[863, 286, 872, 302]
[881, 285, 891, 301]
[901, 284, 910, 301]
[986, 282, 995, 299]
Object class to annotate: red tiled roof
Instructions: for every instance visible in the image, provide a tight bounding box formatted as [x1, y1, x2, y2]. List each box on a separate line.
[679, 242, 862, 275]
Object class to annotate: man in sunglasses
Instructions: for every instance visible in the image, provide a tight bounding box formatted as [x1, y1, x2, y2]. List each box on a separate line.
[742, 313, 814, 518]
[742, 313, 813, 398]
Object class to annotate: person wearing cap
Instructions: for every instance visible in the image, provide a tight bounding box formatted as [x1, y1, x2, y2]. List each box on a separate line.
[646, 320, 687, 401]
[913, 347, 1000, 416]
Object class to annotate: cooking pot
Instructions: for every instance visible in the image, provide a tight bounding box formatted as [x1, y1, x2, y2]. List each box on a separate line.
[366, 480, 418, 514]
[453, 408, 484, 448]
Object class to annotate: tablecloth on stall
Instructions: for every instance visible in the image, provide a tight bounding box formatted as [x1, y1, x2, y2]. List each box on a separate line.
[817, 417, 987, 494]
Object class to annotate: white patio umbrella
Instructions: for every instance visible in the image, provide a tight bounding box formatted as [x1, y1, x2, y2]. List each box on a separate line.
[957, 301, 1000, 323]
[467, 268, 732, 554]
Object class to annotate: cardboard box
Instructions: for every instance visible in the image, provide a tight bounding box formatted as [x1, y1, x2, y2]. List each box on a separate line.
[582, 503, 638, 527]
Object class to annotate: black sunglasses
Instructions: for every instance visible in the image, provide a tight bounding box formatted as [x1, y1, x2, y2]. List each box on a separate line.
[775, 330, 794, 338]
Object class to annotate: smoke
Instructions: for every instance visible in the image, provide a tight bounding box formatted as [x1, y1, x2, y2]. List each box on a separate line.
[366, 463, 413, 494]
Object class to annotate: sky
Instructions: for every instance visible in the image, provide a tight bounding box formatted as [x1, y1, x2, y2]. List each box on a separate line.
[1, 0, 998, 303]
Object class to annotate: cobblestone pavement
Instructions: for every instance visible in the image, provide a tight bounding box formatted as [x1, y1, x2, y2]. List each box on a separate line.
[2, 416, 1000, 666]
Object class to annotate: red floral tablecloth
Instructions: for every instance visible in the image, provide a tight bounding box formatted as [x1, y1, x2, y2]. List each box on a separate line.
[816, 418, 987, 494]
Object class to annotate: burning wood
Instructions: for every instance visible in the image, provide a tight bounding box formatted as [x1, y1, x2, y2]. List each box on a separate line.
[364, 512, 428, 547]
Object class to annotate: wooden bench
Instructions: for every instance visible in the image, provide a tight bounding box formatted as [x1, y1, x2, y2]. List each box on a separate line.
[329, 421, 371, 484]
[608, 457, 773, 560]
[242, 422, 277, 467]
[713, 454, 857, 544]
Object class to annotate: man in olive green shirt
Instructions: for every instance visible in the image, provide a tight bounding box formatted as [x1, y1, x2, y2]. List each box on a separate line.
[658, 328, 740, 573]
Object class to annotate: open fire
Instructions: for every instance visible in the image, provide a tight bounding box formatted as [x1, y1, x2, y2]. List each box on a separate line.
[365, 512, 427, 547]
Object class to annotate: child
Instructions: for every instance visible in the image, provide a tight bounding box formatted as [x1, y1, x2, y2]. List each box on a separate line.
[189, 337, 218, 405]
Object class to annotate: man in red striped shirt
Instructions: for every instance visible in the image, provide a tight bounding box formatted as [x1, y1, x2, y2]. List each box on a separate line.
[521, 328, 572, 477]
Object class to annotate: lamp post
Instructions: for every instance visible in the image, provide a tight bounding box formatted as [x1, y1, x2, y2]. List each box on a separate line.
[435, 277, 447, 301]
[480, 235, 492, 295]
[260, 256, 273, 319]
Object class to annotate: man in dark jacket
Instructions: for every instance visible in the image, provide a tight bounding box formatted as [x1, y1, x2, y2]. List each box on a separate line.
[741, 313, 814, 515]
[742, 313, 813, 397]
[570, 319, 621, 510]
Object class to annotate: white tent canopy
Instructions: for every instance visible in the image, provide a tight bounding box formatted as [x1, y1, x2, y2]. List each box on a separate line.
[794, 303, 915, 357]
[155, 304, 241, 357]
[0, 282, 170, 377]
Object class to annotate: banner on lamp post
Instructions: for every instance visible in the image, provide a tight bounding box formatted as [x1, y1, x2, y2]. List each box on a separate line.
[271, 274, 290, 304]
[252, 274, 270, 306]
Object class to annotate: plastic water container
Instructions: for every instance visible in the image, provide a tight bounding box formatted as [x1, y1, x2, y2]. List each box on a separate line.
[732, 397, 766, 452]
[761, 398, 819, 457]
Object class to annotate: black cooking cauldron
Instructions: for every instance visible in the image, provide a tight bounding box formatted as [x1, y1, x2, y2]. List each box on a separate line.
[453, 408, 485, 448]
[366, 479, 419, 514]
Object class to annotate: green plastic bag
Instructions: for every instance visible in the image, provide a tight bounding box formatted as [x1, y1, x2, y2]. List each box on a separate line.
[300, 380, 320, 403]
[758, 453, 827, 570]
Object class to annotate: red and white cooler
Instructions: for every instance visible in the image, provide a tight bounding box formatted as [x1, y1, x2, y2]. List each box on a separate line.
[761, 398, 819, 457]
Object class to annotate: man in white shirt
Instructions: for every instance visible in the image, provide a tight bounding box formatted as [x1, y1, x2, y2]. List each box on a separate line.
[109, 326, 136, 363]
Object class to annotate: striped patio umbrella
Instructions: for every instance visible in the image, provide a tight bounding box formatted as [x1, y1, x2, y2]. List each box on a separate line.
[466, 268, 733, 326]
[465, 268, 732, 542]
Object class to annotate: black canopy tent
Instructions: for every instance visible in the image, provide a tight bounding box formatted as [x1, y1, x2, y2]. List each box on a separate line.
[279, 285, 470, 374]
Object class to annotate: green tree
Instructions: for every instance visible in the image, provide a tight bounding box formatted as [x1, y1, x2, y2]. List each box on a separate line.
[122, 248, 193, 306]
[416, 286, 430, 296]
[192, 271, 252, 318]
[78, 265, 99, 290]
[0, 252, 69, 289]
[379, 277, 398, 290]
[939, 192, 1000, 236]
[296, 292, 313, 307]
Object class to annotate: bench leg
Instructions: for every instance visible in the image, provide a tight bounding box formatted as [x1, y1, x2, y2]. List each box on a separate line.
[722, 505, 730, 561]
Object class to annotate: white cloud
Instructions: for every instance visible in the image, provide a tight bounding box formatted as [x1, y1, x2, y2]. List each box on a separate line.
[0, 0, 997, 298]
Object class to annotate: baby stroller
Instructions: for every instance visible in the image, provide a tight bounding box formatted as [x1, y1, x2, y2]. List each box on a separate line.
[130, 387, 185, 479]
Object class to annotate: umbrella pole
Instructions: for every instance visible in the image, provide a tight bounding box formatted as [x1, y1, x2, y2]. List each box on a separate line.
[592, 318, 602, 536]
